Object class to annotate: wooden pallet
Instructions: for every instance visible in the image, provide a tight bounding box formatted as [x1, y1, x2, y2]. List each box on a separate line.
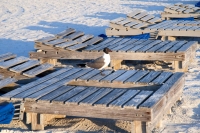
[34, 28, 103, 52]
[161, 3, 200, 20]
[30, 38, 198, 72]
[0, 53, 54, 78]
[0, 67, 185, 132]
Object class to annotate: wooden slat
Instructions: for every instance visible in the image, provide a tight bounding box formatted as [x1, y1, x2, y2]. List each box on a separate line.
[45, 39, 66, 46]
[148, 17, 163, 24]
[139, 71, 161, 84]
[11, 68, 81, 100]
[110, 17, 125, 24]
[79, 88, 113, 105]
[109, 90, 140, 107]
[127, 10, 142, 18]
[0, 56, 29, 69]
[151, 72, 173, 85]
[166, 41, 187, 53]
[89, 70, 113, 82]
[116, 19, 132, 25]
[124, 21, 139, 27]
[65, 87, 100, 104]
[0, 53, 16, 62]
[0, 68, 72, 99]
[140, 72, 184, 108]
[140, 15, 155, 21]
[100, 70, 126, 83]
[0, 78, 17, 89]
[74, 34, 94, 43]
[133, 12, 148, 20]
[55, 41, 78, 48]
[35, 36, 56, 44]
[132, 23, 148, 29]
[136, 40, 162, 52]
[124, 91, 153, 109]
[112, 70, 138, 84]
[63, 31, 84, 40]
[55, 28, 76, 38]
[76, 69, 100, 81]
[177, 41, 197, 53]
[9, 60, 40, 73]
[127, 40, 154, 53]
[146, 41, 171, 53]
[23, 64, 54, 77]
[125, 70, 149, 84]
[51, 86, 87, 104]
[111, 39, 139, 51]
[64, 68, 94, 80]
[37, 86, 76, 103]
[107, 38, 131, 50]
[94, 89, 127, 106]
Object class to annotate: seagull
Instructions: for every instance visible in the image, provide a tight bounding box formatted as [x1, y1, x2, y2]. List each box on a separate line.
[78, 48, 112, 76]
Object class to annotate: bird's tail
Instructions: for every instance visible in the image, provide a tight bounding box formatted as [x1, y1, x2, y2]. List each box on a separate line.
[76, 63, 87, 68]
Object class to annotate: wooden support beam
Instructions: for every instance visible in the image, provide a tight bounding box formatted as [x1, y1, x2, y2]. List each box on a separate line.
[40, 59, 58, 66]
[168, 36, 177, 41]
[31, 113, 44, 130]
[131, 121, 149, 133]
[110, 60, 122, 70]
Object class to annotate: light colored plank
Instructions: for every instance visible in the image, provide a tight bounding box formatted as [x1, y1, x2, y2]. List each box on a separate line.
[0, 53, 16, 62]
[55, 28, 76, 38]
[110, 17, 125, 24]
[0, 78, 17, 89]
[151, 72, 173, 85]
[133, 12, 148, 20]
[127, 10, 142, 18]
[112, 70, 138, 84]
[63, 31, 84, 41]
[125, 70, 149, 84]
[100, 70, 126, 83]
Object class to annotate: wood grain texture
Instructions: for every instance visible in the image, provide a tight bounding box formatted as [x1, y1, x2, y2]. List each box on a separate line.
[0, 77, 17, 89]
[0, 53, 16, 62]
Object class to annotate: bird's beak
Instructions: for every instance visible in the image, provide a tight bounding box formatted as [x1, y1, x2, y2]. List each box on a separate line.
[108, 49, 112, 52]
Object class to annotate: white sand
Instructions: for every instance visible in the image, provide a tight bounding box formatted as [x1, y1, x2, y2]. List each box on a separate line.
[0, 0, 200, 132]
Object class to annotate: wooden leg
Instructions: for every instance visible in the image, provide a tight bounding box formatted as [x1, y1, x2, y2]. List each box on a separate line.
[110, 60, 122, 70]
[131, 121, 149, 133]
[168, 36, 176, 41]
[174, 61, 184, 72]
[161, 36, 167, 41]
[40, 59, 58, 66]
[31, 113, 44, 130]
[26, 112, 32, 124]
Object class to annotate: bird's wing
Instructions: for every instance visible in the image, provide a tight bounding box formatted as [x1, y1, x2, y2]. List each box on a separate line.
[86, 56, 104, 69]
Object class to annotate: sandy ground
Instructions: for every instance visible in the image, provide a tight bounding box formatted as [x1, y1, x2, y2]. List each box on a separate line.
[1, 0, 200, 133]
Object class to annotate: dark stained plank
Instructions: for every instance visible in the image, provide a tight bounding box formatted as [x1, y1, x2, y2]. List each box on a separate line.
[51, 86, 87, 104]
[83, 38, 115, 51]
[112, 70, 138, 84]
[166, 41, 187, 53]
[23, 63, 54, 77]
[109, 89, 140, 107]
[55, 28, 76, 38]
[140, 72, 184, 108]
[0, 56, 29, 69]
[111, 39, 138, 51]
[63, 31, 84, 40]
[37, 85, 76, 103]
[11, 68, 81, 100]
[136, 40, 162, 52]
[25, 78, 73, 101]
[100, 70, 126, 83]
[65, 87, 99, 104]
[0, 68, 72, 99]
[156, 41, 179, 53]
[177, 41, 197, 52]
[94, 89, 127, 106]
[0, 53, 16, 62]
[125, 70, 149, 84]
[139, 71, 161, 84]
[9, 60, 40, 73]
[76, 69, 100, 81]
[79, 88, 113, 105]
[146, 41, 171, 53]
[123, 90, 153, 108]
[151, 72, 173, 85]
[0, 78, 17, 89]
[89, 69, 113, 82]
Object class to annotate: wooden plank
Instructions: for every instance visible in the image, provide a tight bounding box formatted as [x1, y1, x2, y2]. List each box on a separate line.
[89, 70, 113, 82]
[25, 78, 73, 101]
[124, 21, 139, 27]
[124, 91, 153, 109]
[79, 88, 113, 105]
[132, 23, 149, 29]
[0, 77, 17, 89]
[166, 41, 187, 53]
[0, 68, 72, 100]
[35, 36, 56, 44]
[139, 71, 161, 84]
[112, 70, 138, 84]
[100, 70, 126, 83]
[125, 70, 149, 84]
[133, 12, 148, 20]
[76, 69, 100, 81]
[140, 72, 184, 109]
[107, 38, 131, 50]
[136, 40, 162, 52]
[37, 85, 76, 103]
[145, 41, 171, 53]
[63, 31, 84, 40]
[9, 60, 40, 73]
[118, 39, 146, 52]
[110, 17, 125, 24]
[54, 41, 78, 48]
[151, 72, 173, 85]
[0, 56, 29, 69]
[83, 38, 115, 51]
[65, 87, 99, 104]
[177, 41, 197, 53]
[109, 90, 140, 107]
[45, 39, 66, 46]
[127, 40, 154, 53]
[0, 53, 16, 62]
[111, 39, 139, 51]
[51, 86, 87, 104]
[140, 15, 155, 22]
[127, 10, 142, 18]
[23, 63, 54, 77]
[94, 89, 127, 106]
[148, 17, 163, 24]
[55, 28, 76, 38]
[74, 34, 94, 43]
[116, 19, 132, 25]
[11, 68, 81, 100]
[156, 41, 180, 53]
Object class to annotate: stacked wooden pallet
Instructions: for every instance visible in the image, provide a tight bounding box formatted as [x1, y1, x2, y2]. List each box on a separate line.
[161, 3, 200, 20]
[0, 53, 54, 78]
[35, 28, 103, 51]
[30, 38, 198, 72]
[0, 67, 185, 133]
